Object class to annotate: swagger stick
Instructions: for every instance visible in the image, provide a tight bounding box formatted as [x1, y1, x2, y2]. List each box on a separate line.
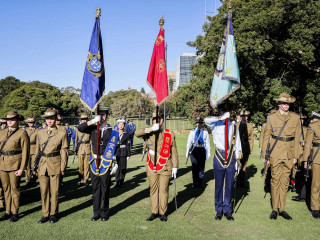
[96, 105, 100, 172]
[154, 105, 159, 171]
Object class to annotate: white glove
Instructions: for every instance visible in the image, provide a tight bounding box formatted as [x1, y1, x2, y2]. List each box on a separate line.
[151, 123, 159, 131]
[220, 112, 230, 120]
[172, 168, 177, 178]
[186, 151, 189, 158]
[110, 162, 118, 175]
[92, 115, 101, 124]
[127, 156, 130, 160]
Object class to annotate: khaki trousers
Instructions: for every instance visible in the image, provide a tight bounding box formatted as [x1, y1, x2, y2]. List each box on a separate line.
[39, 174, 60, 217]
[0, 171, 21, 214]
[25, 154, 35, 182]
[78, 153, 90, 183]
[270, 158, 293, 211]
[311, 164, 320, 210]
[147, 172, 170, 215]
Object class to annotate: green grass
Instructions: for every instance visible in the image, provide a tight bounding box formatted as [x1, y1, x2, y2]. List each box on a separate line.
[0, 134, 319, 240]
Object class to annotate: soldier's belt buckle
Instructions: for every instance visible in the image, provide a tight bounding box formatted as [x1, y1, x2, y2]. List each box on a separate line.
[100, 141, 103, 145]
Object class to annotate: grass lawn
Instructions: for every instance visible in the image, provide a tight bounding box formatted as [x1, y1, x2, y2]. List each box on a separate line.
[0, 133, 319, 240]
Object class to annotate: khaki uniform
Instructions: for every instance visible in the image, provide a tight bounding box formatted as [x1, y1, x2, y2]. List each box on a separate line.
[25, 127, 37, 182]
[135, 127, 178, 215]
[0, 128, 30, 214]
[75, 131, 91, 183]
[36, 127, 68, 217]
[303, 121, 320, 210]
[259, 123, 266, 150]
[292, 126, 307, 179]
[262, 110, 301, 211]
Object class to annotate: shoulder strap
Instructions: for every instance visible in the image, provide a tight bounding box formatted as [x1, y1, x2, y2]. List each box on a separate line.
[268, 120, 289, 156]
[0, 128, 20, 154]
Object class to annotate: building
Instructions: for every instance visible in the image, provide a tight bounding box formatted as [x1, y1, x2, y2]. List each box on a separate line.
[167, 71, 176, 93]
[175, 53, 197, 90]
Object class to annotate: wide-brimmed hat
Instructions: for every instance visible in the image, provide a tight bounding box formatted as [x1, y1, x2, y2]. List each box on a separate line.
[2, 111, 24, 121]
[41, 108, 58, 118]
[311, 111, 320, 120]
[56, 114, 63, 121]
[25, 116, 36, 123]
[240, 110, 250, 116]
[80, 113, 89, 119]
[274, 93, 296, 103]
[195, 117, 204, 123]
[0, 118, 7, 124]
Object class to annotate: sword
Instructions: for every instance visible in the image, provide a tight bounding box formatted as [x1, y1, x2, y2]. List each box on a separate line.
[174, 176, 178, 211]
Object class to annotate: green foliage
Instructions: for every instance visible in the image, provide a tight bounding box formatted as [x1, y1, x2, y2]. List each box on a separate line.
[0, 80, 83, 118]
[170, 0, 320, 125]
[140, 87, 146, 94]
[102, 89, 153, 118]
[0, 76, 25, 106]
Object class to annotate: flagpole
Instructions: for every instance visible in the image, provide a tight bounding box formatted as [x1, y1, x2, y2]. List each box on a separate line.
[164, 42, 168, 129]
[225, 1, 233, 163]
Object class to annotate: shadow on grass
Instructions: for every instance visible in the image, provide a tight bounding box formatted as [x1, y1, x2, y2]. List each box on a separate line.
[233, 164, 257, 213]
[167, 167, 213, 216]
[130, 143, 143, 156]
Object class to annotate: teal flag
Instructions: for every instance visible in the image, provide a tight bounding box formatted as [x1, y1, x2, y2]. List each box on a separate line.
[210, 17, 240, 108]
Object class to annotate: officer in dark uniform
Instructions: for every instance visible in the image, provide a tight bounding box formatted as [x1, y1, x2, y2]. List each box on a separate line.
[77, 106, 115, 221]
[115, 118, 131, 187]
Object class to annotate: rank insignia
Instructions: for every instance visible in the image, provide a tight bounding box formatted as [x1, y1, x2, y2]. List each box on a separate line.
[87, 52, 104, 77]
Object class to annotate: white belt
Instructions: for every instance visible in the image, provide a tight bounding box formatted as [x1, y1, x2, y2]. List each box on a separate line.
[93, 154, 102, 159]
[120, 145, 126, 148]
[149, 149, 155, 155]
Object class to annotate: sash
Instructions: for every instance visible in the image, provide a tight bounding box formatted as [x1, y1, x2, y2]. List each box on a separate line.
[147, 129, 172, 172]
[194, 128, 204, 146]
[89, 129, 119, 176]
[214, 124, 237, 168]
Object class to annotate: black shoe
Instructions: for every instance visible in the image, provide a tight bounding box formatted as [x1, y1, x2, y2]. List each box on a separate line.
[91, 216, 100, 221]
[270, 210, 278, 220]
[279, 211, 292, 220]
[292, 196, 305, 202]
[224, 213, 234, 221]
[146, 213, 158, 221]
[159, 214, 167, 222]
[84, 182, 89, 187]
[101, 216, 109, 221]
[312, 210, 320, 219]
[0, 213, 11, 221]
[10, 214, 19, 222]
[38, 217, 49, 224]
[215, 212, 223, 221]
[49, 215, 58, 223]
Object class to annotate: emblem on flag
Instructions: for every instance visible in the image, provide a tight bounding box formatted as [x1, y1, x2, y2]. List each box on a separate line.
[86, 53, 103, 77]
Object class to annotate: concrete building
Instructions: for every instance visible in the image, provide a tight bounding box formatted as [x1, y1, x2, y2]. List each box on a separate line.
[175, 53, 196, 90]
[167, 71, 176, 93]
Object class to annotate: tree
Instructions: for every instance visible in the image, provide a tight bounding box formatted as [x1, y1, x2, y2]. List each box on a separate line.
[170, 0, 320, 125]
[140, 87, 146, 94]
[0, 76, 25, 106]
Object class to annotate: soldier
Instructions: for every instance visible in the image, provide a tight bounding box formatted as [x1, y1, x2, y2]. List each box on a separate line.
[65, 123, 73, 149]
[36, 108, 68, 224]
[135, 108, 178, 222]
[290, 115, 307, 192]
[127, 119, 136, 148]
[292, 113, 319, 202]
[40, 122, 47, 129]
[77, 106, 116, 221]
[0, 111, 29, 222]
[75, 114, 91, 187]
[56, 114, 63, 129]
[262, 93, 301, 220]
[302, 111, 320, 219]
[237, 110, 254, 187]
[25, 116, 38, 187]
[186, 117, 210, 188]
[115, 118, 131, 187]
[1, 118, 7, 129]
[205, 105, 241, 221]
[0, 119, 6, 208]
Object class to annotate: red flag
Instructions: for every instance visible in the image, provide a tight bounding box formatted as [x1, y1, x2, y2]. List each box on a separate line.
[147, 28, 168, 104]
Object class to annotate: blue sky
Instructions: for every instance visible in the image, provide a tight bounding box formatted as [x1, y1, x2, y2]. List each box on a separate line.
[0, 0, 221, 93]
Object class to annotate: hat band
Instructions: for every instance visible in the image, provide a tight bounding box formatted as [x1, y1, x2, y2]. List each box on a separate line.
[279, 97, 291, 102]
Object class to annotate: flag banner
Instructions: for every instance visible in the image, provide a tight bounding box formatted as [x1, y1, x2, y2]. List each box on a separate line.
[80, 16, 105, 112]
[210, 17, 240, 108]
[146, 28, 168, 104]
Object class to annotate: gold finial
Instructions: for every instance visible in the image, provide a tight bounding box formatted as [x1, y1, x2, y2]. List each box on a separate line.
[228, 0, 232, 9]
[96, 7, 101, 18]
[159, 16, 165, 29]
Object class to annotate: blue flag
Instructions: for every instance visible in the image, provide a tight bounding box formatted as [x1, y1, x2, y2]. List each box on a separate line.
[80, 16, 105, 112]
[210, 17, 240, 108]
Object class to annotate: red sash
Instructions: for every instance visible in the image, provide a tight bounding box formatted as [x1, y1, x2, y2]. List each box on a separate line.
[146, 129, 172, 172]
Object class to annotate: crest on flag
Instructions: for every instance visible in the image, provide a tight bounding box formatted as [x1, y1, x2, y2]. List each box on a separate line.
[87, 52, 104, 77]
